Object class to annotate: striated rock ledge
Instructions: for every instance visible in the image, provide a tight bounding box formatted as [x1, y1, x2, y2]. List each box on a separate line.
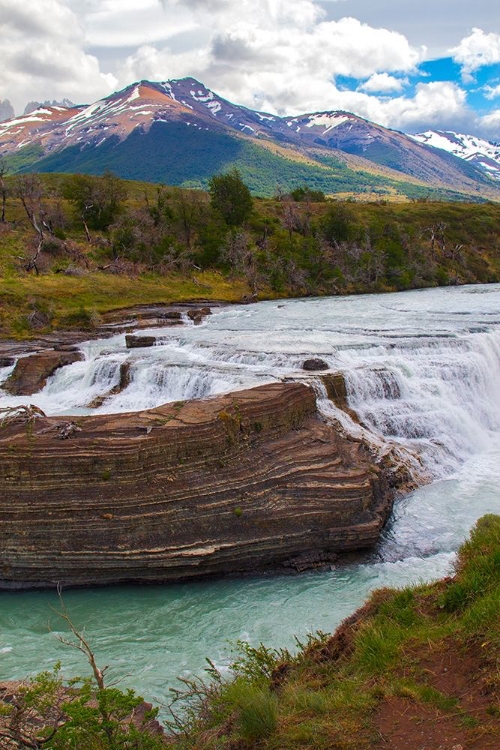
[0, 382, 406, 589]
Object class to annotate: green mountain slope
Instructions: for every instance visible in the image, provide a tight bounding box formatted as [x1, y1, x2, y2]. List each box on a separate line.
[28, 122, 485, 201]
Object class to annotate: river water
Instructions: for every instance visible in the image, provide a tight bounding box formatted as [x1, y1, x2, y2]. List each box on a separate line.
[1, 284, 499, 710]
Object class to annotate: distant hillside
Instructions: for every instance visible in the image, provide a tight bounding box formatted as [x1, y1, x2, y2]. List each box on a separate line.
[1, 172, 500, 339]
[0, 78, 499, 201]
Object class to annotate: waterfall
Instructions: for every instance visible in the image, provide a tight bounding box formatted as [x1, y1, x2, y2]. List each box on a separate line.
[337, 331, 500, 477]
[1, 285, 500, 704]
[1, 285, 499, 480]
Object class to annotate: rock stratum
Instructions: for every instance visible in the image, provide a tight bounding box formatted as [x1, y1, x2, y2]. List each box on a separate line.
[0, 382, 407, 589]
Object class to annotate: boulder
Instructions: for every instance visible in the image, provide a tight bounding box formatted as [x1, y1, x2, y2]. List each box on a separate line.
[87, 362, 133, 409]
[3, 351, 83, 396]
[302, 358, 329, 371]
[187, 307, 212, 324]
[125, 335, 157, 349]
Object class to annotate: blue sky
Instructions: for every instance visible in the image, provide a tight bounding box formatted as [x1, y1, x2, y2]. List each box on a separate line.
[336, 57, 500, 130]
[1, 0, 499, 137]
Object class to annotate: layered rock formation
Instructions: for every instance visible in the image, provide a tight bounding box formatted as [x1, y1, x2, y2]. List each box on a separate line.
[0, 382, 406, 589]
[3, 351, 83, 396]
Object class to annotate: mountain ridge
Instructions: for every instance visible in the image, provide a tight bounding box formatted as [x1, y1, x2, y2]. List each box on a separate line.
[0, 77, 498, 201]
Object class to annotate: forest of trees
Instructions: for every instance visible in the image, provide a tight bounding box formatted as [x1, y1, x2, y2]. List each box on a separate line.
[1, 167, 499, 306]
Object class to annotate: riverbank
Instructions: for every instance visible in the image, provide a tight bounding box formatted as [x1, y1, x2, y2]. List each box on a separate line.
[1, 176, 500, 339]
[166, 514, 500, 749]
[1, 285, 499, 735]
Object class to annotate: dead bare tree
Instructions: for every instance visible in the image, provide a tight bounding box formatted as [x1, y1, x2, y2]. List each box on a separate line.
[51, 586, 107, 691]
[423, 221, 447, 256]
[15, 175, 53, 274]
[0, 157, 8, 223]
[0, 404, 47, 428]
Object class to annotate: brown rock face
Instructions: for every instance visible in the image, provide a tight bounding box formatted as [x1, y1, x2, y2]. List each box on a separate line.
[0, 383, 403, 589]
[3, 351, 83, 395]
[187, 307, 212, 324]
[320, 373, 349, 409]
[125, 335, 157, 348]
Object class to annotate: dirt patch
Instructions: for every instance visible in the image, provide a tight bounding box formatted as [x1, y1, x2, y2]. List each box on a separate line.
[375, 638, 500, 749]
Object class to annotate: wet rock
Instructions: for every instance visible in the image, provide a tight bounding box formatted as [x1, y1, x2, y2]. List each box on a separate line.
[283, 550, 338, 572]
[87, 362, 132, 409]
[125, 335, 157, 349]
[376, 370, 402, 400]
[111, 362, 132, 394]
[3, 351, 83, 396]
[320, 372, 348, 409]
[52, 344, 80, 353]
[187, 307, 212, 324]
[0, 357, 15, 368]
[302, 358, 329, 371]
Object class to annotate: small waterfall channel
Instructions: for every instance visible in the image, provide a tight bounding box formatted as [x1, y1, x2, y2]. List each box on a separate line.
[1, 284, 499, 705]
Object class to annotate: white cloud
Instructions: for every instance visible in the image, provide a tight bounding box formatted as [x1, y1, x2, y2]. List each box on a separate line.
[483, 83, 500, 100]
[379, 81, 470, 131]
[451, 28, 500, 82]
[478, 109, 500, 137]
[0, 0, 117, 113]
[0, 0, 491, 136]
[118, 10, 423, 117]
[119, 44, 210, 84]
[359, 73, 407, 94]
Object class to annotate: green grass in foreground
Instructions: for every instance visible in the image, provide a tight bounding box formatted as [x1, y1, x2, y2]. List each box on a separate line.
[168, 515, 500, 748]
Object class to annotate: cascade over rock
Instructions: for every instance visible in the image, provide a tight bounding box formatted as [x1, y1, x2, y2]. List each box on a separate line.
[0, 382, 405, 589]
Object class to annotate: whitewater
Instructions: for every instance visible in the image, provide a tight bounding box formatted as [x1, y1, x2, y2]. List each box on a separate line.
[0, 284, 499, 711]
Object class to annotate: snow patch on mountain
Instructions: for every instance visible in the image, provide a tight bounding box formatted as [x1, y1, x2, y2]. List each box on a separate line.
[303, 113, 351, 131]
[411, 130, 500, 181]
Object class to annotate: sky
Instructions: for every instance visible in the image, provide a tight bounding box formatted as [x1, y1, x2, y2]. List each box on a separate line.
[0, 0, 499, 137]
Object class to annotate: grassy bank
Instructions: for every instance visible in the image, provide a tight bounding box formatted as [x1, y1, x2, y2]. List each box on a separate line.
[0, 263, 250, 338]
[168, 515, 500, 748]
[1, 173, 500, 339]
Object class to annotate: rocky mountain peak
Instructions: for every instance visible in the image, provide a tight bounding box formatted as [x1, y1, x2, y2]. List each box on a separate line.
[0, 99, 15, 123]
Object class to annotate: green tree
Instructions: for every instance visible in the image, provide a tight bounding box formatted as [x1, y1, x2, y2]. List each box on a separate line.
[321, 203, 356, 244]
[208, 169, 253, 227]
[290, 185, 326, 202]
[62, 171, 127, 233]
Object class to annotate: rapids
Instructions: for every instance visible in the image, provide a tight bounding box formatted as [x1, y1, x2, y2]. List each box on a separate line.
[1, 284, 499, 710]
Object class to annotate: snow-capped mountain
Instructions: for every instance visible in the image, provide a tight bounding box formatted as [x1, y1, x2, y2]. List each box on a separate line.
[411, 130, 500, 181]
[0, 78, 498, 200]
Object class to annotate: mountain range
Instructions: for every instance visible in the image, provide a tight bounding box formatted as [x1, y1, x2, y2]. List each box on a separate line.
[0, 78, 499, 201]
